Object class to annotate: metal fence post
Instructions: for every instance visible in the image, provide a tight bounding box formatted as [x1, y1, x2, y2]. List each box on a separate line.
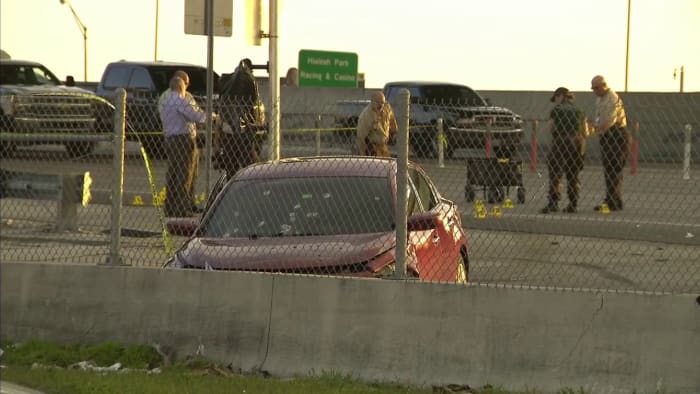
[437, 118, 445, 168]
[630, 120, 639, 175]
[394, 88, 410, 280]
[315, 114, 321, 156]
[485, 119, 493, 159]
[530, 119, 538, 171]
[108, 88, 126, 266]
[56, 173, 80, 231]
[683, 123, 692, 180]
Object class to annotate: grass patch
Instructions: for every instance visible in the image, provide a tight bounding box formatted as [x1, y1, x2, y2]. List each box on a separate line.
[1, 367, 436, 394]
[0, 339, 590, 394]
[1, 340, 160, 369]
[0, 340, 434, 394]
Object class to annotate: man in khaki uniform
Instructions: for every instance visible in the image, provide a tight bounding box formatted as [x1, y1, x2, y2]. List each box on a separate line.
[356, 91, 397, 157]
[591, 75, 630, 211]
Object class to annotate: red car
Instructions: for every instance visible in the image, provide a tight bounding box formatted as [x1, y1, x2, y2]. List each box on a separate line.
[164, 156, 469, 283]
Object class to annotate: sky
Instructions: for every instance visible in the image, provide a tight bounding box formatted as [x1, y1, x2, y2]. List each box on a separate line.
[1, 0, 699, 92]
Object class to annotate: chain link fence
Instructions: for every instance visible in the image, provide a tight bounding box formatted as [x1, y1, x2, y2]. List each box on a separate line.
[1, 88, 698, 294]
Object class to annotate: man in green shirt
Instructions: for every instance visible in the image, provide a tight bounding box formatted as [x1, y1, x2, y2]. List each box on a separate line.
[540, 87, 587, 214]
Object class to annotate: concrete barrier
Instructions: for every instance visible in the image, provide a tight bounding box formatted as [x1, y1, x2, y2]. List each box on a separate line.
[1, 263, 698, 393]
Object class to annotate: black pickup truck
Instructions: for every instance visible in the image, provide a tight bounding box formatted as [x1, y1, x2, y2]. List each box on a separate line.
[93, 60, 219, 159]
[0, 59, 105, 158]
[336, 81, 524, 158]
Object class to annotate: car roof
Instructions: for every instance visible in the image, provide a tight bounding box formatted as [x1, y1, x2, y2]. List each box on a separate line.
[106, 60, 207, 69]
[384, 81, 470, 88]
[337, 99, 371, 104]
[234, 156, 402, 180]
[0, 59, 45, 66]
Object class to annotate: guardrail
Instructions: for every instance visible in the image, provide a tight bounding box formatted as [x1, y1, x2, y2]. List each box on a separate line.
[0, 169, 91, 231]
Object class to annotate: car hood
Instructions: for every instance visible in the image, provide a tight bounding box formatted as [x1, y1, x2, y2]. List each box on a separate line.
[439, 105, 522, 129]
[446, 105, 519, 118]
[176, 231, 396, 271]
[0, 84, 95, 96]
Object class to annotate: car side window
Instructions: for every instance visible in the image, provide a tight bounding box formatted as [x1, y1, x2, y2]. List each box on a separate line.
[410, 168, 437, 211]
[33, 66, 58, 85]
[386, 86, 421, 107]
[128, 68, 152, 90]
[407, 168, 432, 215]
[384, 86, 396, 102]
[14, 66, 29, 84]
[406, 180, 419, 216]
[102, 66, 129, 90]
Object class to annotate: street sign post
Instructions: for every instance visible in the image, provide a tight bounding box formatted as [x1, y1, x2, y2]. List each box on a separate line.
[184, 0, 232, 191]
[184, 0, 233, 37]
[298, 49, 358, 87]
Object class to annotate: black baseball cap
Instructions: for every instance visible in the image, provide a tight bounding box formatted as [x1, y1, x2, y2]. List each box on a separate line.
[550, 87, 574, 102]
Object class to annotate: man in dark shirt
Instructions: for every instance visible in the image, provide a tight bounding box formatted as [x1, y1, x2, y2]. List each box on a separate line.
[540, 87, 587, 214]
[217, 58, 263, 177]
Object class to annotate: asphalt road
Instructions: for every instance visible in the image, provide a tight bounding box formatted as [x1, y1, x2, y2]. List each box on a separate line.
[4, 141, 698, 245]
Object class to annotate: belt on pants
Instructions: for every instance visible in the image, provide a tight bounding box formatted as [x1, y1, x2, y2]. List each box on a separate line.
[608, 124, 626, 132]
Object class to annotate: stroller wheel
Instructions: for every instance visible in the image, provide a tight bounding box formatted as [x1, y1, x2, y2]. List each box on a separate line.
[487, 186, 504, 204]
[517, 186, 526, 204]
[465, 184, 475, 202]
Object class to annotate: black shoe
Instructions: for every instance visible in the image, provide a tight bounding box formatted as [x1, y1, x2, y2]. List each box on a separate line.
[190, 205, 204, 214]
[540, 204, 559, 214]
[563, 204, 577, 213]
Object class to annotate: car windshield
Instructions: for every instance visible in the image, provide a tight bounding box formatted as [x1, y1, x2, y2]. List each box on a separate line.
[0, 64, 61, 86]
[201, 176, 395, 237]
[420, 85, 486, 106]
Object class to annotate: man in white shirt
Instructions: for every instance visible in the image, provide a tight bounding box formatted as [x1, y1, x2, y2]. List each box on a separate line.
[590, 75, 630, 212]
[160, 76, 216, 217]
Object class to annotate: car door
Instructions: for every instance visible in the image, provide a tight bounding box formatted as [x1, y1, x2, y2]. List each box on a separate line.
[407, 165, 464, 282]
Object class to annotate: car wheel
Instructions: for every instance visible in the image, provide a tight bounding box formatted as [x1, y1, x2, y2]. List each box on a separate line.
[456, 253, 468, 284]
[66, 141, 95, 158]
[464, 184, 475, 202]
[487, 186, 504, 203]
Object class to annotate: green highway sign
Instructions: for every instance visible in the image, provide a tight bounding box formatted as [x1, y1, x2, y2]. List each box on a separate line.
[298, 49, 358, 87]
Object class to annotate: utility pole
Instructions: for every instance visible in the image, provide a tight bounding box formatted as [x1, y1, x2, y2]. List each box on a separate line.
[59, 0, 88, 81]
[624, 0, 631, 92]
[154, 0, 159, 61]
[674, 66, 685, 93]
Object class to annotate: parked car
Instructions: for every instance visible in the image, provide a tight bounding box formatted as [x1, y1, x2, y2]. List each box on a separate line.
[0, 58, 106, 158]
[94, 60, 219, 159]
[164, 156, 469, 283]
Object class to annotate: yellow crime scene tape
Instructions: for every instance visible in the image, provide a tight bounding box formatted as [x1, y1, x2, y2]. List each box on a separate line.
[139, 145, 175, 257]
